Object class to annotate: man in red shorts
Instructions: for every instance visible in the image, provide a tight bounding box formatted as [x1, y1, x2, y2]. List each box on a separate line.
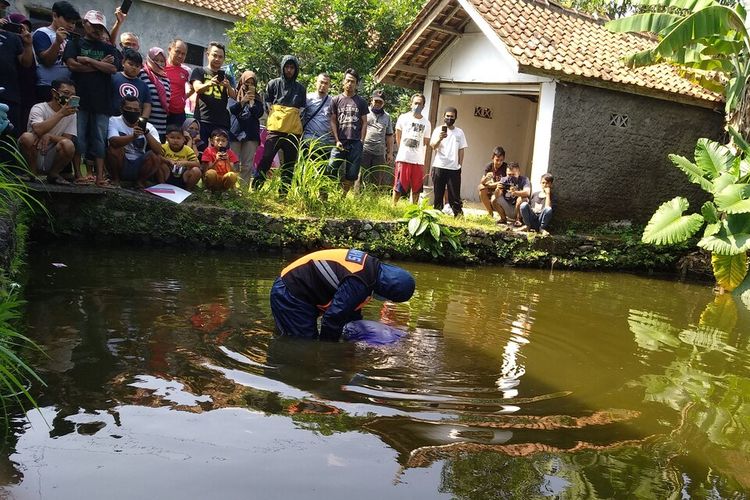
[392, 93, 431, 205]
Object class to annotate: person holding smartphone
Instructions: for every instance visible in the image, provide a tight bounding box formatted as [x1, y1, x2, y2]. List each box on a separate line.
[19, 78, 78, 184]
[430, 107, 468, 218]
[189, 41, 235, 146]
[0, 8, 33, 136]
[200, 128, 239, 192]
[228, 70, 264, 184]
[106, 96, 162, 188]
[32, 1, 80, 103]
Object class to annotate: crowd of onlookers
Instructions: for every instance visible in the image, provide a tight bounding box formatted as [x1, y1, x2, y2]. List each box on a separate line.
[0, 0, 555, 234]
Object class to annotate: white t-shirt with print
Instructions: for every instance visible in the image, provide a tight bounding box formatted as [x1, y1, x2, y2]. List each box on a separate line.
[430, 126, 468, 170]
[395, 112, 431, 165]
[107, 116, 160, 161]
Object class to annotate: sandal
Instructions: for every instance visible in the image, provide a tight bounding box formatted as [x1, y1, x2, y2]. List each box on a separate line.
[95, 179, 115, 189]
[74, 175, 96, 185]
[47, 175, 72, 185]
[512, 220, 523, 227]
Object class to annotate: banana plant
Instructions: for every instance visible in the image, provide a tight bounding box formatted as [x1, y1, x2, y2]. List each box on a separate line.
[642, 137, 750, 291]
[606, 0, 750, 137]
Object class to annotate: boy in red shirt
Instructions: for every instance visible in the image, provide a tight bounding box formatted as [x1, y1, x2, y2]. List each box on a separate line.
[201, 128, 238, 192]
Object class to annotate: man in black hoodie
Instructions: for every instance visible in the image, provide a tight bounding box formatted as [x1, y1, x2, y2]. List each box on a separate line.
[253, 55, 306, 189]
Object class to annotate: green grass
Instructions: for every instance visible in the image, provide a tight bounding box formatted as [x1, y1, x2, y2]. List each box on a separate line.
[190, 140, 508, 233]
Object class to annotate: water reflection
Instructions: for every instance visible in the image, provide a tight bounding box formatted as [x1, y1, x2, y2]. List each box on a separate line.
[3, 243, 749, 498]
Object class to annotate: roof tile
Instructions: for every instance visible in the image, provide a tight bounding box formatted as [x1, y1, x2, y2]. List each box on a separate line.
[176, 0, 249, 18]
[465, 0, 719, 102]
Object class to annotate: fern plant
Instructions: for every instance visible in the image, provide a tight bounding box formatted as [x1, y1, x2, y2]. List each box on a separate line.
[402, 198, 461, 258]
[642, 136, 750, 291]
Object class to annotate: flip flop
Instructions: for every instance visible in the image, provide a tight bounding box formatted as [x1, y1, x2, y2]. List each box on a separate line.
[47, 176, 72, 186]
[95, 179, 116, 189]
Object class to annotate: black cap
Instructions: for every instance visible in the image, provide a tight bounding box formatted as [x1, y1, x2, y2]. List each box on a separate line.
[371, 90, 385, 101]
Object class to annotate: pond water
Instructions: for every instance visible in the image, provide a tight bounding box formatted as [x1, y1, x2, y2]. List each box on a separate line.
[1, 242, 749, 499]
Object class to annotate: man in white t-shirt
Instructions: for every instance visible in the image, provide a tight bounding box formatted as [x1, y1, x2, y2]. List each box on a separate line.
[19, 78, 77, 183]
[430, 106, 468, 217]
[106, 96, 161, 187]
[392, 93, 431, 205]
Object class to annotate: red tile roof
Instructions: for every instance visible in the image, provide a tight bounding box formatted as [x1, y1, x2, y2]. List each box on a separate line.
[375, 0, 722, 106]
[175, 0, 251, 18]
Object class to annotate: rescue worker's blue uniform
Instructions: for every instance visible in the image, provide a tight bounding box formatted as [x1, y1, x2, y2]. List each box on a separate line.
[270, 249, 415, 340]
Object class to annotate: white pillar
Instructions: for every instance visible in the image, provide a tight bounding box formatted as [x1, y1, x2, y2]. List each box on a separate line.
[530, 81, 556, 185]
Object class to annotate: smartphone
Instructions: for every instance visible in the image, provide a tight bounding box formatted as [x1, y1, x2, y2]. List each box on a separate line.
[66, 30, 80, 39]
[2, 23, 23, 34]
[68, 96, 80, 108]
[136, 117, 148, 130]
[441, 125, 447, 133]
[216, 69, 225, 82]
[120, 0, 133, 15]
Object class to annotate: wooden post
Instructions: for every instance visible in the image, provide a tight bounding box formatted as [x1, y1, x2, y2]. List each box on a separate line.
[424, 78, 441, 185]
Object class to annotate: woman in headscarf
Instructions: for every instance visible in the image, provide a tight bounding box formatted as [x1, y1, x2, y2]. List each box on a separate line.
[182, 117, 205, 155]
[228, 71, 264, 183]
[139, 47, 172, 139]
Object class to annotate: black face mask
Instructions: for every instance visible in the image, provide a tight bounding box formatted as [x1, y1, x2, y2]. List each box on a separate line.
[444, 117, 456, 126]
[54, 93, 68, 106]
[122, 110, 141, 125]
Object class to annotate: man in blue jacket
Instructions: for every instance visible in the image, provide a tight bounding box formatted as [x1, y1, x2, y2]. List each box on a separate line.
[270, 249, 415, 340]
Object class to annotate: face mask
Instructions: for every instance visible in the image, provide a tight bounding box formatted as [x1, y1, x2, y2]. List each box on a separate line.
[372, 107, 384, 115]
[122, 110, 141, 124]
[188, 129, 199, 138]
[54, 93, 68, 106]
[445, 117, 456, 126]
[411, 104, 424, 115]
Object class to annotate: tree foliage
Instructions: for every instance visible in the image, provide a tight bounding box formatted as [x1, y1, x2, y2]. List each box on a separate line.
[606, 0, 750, 137]
[226, 0, 422, 90]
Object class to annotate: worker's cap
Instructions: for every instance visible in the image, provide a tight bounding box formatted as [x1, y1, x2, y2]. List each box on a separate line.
[374, 264, 415, 303]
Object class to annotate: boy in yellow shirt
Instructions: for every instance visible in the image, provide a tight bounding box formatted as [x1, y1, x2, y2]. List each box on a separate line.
[160, 124, 202, 190]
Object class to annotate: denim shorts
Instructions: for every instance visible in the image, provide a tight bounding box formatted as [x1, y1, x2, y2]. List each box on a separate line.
[76, 111, 109, 159]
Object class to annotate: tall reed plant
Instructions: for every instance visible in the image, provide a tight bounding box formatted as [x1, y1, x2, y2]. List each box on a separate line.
[0, 139, 46, 429]
[246, 138, 403, 220]
[0, 142, 47, 216]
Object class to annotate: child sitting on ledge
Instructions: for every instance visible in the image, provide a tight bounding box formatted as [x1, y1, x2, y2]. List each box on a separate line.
[201, 128, 239, 192]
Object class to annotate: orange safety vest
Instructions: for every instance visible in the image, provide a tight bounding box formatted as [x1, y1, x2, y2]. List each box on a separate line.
[281, 249, 379, 311]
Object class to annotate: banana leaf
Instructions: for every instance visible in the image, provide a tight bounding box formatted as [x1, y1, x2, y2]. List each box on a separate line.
[642, 197, 705, 245]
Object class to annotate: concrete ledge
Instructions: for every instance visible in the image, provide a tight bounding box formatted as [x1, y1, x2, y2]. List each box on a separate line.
[28, 186, 702, 276]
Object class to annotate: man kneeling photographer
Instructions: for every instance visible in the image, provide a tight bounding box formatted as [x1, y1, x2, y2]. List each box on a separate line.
[106, 96, 161, 188]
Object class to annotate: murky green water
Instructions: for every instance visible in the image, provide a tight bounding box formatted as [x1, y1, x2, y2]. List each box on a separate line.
[1, 242, 749, 499]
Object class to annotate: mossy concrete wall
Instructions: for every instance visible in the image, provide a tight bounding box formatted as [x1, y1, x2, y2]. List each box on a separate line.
[27, 189, 705, 277]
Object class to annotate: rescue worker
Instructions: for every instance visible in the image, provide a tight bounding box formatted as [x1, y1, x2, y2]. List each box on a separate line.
[270, 248, 415, 340]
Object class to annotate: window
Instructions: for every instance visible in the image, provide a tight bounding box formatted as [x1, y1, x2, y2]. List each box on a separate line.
[609, 113, 629, 128]
[185, 43, 205, 67]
